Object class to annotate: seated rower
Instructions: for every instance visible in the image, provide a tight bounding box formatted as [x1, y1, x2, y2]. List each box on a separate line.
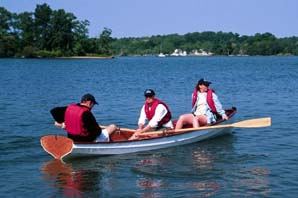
[129, 89, 173, 140]
[51, 93, 118, 142]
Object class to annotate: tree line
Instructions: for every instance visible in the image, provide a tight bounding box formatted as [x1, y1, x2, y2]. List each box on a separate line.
[113, 32, 298, 56]
[1, 4, 298, 58]
[0, 4, 112, 57]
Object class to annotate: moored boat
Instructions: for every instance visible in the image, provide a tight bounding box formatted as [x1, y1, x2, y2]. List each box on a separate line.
[41, 108, 271, 160]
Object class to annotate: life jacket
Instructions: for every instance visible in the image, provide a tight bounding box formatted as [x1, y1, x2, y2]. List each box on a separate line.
[192, 88, 217, 114]
[144, 98, 172, 127]
[64, 104, 90, 136]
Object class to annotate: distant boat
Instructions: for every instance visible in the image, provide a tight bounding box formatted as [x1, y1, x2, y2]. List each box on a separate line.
[158, 43, 166, 57]
[158, 53, 166, 57]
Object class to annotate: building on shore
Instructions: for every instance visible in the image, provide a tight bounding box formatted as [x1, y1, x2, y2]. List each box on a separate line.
[190, 49, 213, 56]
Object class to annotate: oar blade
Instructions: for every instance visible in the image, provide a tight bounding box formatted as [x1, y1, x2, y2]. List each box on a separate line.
[232, 117, 271, 128]
[40, 135, 73, 160]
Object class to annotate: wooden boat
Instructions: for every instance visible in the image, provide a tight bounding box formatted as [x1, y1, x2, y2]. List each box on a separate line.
[41, 108, 271, 160]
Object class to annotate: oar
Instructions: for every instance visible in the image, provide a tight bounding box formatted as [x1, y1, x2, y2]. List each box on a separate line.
[100, 125, 136, 132]
[138, 117, 271, 136]
[40, 135, 73, 160]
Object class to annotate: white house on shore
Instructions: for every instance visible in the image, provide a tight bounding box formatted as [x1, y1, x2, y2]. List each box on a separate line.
[157, 49, 213, 57]
[190, 49, 213, 56]
[170, 49, 187, 56]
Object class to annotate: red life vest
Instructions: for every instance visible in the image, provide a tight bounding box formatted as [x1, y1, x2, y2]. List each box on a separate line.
[144, 98, 172, 127]
[192, 88, 217, 114]
[64, 104, 90, 136]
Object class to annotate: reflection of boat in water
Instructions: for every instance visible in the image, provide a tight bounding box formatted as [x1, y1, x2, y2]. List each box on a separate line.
[131, 141, 231, 197]
[41, 160, 83, 197]
[41, 108, 271, 160]
[41, 160, 102, 197]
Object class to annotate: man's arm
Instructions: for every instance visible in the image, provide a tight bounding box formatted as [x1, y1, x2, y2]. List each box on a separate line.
[137, 105, 146, 129]
[82, 111, 102, 137]
[50, 106, 67, 123]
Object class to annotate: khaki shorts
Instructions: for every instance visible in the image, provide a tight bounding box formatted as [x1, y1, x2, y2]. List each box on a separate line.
[95, 129, 110, 142]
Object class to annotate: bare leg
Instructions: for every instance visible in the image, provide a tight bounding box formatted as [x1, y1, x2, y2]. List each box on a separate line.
[192, 115, 199, 128]
[196, 115, 208, 126]
[175, 114, 198, 129]
[105, 124, 117, 135]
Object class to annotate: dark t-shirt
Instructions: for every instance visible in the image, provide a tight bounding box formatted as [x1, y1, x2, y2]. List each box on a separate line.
[50, 104, 102, 142]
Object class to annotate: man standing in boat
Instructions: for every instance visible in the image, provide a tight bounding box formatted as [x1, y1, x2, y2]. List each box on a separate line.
[130, 89, 173, 140]
[51, 93, 117, 142]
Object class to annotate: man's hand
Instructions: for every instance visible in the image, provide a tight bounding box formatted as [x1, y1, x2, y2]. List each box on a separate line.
[129, 131, 141, 140]
[54, 121, 65, 129]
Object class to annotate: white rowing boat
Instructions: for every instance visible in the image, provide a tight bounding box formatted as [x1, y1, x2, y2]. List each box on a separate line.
[41, 108, 271, 160]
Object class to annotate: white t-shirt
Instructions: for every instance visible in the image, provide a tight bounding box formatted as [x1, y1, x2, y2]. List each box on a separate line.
[193, 91, 225, 124]
[138, 104, 173, 128]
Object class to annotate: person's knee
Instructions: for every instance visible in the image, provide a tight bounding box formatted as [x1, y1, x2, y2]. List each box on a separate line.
[109, 124, 117, 131]
[179, 115, 186, 120]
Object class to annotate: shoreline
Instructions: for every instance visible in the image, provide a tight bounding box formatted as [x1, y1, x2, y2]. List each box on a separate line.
[1, 55, 297, 59]
[57, 56, 115, 59]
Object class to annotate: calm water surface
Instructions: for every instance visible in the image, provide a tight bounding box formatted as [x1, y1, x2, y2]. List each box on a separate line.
[0, 56, 297, 197]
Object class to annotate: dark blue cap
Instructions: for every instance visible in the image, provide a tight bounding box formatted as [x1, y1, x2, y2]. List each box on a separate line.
[81, 93, 98, 104]
[198, 78, 211, 86]
[144, 89, 155, 97]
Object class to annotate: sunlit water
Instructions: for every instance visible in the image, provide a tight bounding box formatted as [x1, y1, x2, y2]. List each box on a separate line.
[0, 56, 297, 197]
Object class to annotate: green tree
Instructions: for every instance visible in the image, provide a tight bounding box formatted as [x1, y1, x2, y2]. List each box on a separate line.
[49, 9, 76, 54]
[34, 3, 52, 50]
[73, 20, 90, 55]
[0, 35, 18, 57]
[0, 7, 12, 34]
[16, 12, 35, 49]
[97, 27, 113, 55]
[0, 7, 19, 57]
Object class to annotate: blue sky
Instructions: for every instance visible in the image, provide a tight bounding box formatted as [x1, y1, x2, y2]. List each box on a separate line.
[1, 0, 297, 38]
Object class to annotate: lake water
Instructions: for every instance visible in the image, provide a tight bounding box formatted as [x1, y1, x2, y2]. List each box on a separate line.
[0, 56, 297, 197]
